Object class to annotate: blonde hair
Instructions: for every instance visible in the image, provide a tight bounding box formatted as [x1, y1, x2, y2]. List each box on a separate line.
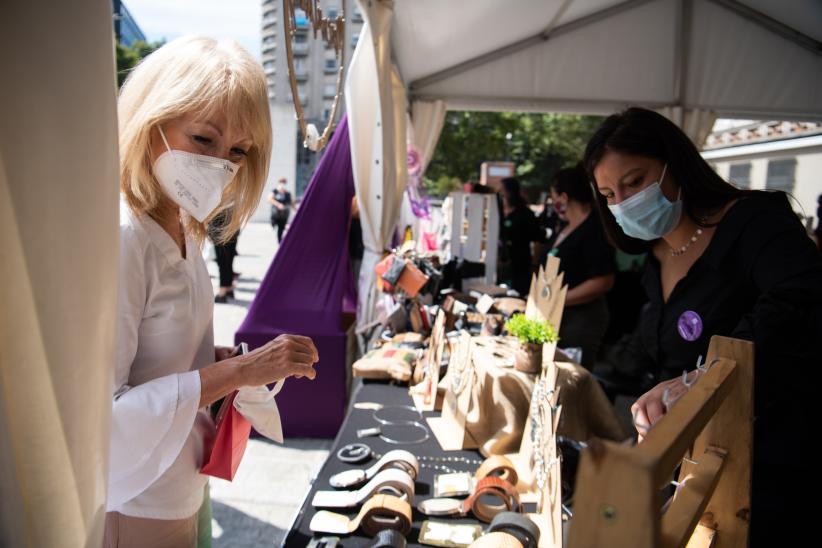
[118, 35, 272, 244]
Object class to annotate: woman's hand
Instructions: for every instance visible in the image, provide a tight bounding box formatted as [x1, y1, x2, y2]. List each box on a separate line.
[631, 372, 696, 442]
[631, 377, 680, 442]
[234, 334, 319, 386]
[199, 334, 319, 407]
[215, 345, 237, 362]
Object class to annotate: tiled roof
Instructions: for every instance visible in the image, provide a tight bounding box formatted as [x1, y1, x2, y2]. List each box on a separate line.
[704, 121, 822, 150]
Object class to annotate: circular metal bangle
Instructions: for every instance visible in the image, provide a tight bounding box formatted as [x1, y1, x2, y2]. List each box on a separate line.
[373, 405, 423, 426]
[379, 421, 430, 445]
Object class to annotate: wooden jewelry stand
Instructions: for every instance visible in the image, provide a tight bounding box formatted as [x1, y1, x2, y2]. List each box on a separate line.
[410, 310, 446, 411]
[427, 331, 480, 450]
[568, 336, 754, 548]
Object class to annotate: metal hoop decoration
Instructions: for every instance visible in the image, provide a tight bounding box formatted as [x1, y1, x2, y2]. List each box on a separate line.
[373, 405, 423, 425]
[282, 0, 346, 151]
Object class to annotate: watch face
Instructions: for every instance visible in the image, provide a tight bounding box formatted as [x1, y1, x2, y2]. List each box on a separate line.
[336, 443, 372, 463]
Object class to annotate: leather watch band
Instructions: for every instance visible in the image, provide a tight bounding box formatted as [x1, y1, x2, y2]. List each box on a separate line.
[312, 468, 415, 508]
[329, 450, 419, 488]
[468, 531, 524, 548]
[474, 455, 519, 486]
[310, 494, 413, 536]
[488, 512, 540, 548]
[463, 477, 521, 523]
[418, 476, 520, 523]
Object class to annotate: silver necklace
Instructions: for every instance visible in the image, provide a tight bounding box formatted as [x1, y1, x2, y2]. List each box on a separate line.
[670, 227, 703, 256]
[375, 453, 484, 474]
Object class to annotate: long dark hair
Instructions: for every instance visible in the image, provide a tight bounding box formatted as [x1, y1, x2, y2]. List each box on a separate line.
[583, 107, 747, 254]
[501, 177, 527, 210]
[549, 163, 595, 205]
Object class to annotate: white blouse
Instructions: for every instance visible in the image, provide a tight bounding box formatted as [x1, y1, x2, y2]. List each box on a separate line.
[107, 201, 215, 519]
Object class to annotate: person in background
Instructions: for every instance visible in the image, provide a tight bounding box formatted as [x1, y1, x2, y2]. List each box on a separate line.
[269, 177, 292, 242]
[207, 209, 239, 303]
[111, 36, 318, 547]
[585, 106, 822, 544]
[545, 164, 616, 369]
[499, 177, 543, 296]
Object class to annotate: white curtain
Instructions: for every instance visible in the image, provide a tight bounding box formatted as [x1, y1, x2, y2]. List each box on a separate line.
[410, 99, 447, 175]
[0, 1, 119, 547]
[346, 0, 407, 343]
[658, 106, 718, 149]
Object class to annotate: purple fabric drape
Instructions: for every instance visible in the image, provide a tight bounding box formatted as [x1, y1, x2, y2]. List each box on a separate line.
[236, 115, 355, 437]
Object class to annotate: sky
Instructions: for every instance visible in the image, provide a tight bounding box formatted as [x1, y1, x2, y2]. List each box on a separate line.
[124, 0, 262, 59]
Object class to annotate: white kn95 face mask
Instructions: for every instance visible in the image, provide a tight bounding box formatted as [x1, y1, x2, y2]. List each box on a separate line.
[152, 126, 238, 222]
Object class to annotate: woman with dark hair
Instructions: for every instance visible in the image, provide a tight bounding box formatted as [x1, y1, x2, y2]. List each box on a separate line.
[499, 177, 542, 296]
[584, 106, 822, 542]
[544, 164, 616, 369]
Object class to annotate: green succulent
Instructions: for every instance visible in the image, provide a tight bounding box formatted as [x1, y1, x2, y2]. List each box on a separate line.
[504, 314, 559, 345]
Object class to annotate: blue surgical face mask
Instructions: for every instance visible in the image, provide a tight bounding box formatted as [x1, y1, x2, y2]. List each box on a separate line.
[607, 163, 682, 240]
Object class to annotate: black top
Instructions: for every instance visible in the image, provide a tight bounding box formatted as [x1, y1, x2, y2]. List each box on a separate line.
[272, 188, 292, 217]
[548, 211, 615, 290]
[500, 206, 542, 268]
[638, 192, 822, 525]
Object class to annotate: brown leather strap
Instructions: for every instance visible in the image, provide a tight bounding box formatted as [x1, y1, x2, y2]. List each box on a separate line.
[474, 455, 519, 486]
[469, 531, 524, 548]
[309, 494, 412, 535]
[358, 494, 413, 537]
[462, 477, 521, 523]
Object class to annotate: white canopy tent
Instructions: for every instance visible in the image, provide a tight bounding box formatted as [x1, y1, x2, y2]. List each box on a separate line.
[345, 0, 822, 333]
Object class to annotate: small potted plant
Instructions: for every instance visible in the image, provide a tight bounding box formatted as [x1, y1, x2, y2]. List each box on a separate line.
[504, 314, 559, 374]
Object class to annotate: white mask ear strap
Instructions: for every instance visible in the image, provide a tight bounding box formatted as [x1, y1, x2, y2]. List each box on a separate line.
[157, 125, 173, 154]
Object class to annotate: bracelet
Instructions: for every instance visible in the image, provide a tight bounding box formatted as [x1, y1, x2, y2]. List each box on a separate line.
[312, 468, 415, 508]
[309, 494, 413, 536]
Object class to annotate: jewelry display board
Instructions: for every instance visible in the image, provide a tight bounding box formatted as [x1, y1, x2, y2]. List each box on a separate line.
[410, 310, 446, 411]
[427, 332, 480, 450]
[526, 256, 567, 330]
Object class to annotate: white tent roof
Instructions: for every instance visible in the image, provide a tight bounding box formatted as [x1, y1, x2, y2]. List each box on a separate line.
[392, 0, 822, 120]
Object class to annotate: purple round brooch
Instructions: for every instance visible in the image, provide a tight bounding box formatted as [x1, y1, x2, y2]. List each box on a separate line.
[677, 310, 703, 342]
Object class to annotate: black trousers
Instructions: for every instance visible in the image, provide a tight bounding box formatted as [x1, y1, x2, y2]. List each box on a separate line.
[214, 235, 238, 288]
[272, 215, 288, 242]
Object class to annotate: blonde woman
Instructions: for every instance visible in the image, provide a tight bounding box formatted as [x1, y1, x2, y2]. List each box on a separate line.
[108, 36, 318, 546]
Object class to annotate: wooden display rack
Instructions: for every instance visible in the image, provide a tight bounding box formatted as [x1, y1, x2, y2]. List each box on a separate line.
[568, 336, 754, 548]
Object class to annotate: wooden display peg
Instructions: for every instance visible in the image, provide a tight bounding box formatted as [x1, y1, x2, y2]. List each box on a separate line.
[427, 331, 480, 450]
[410, 310, 446, 412]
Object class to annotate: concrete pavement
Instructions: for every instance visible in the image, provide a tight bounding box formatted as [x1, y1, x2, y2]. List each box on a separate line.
[206, 221, 331, 547]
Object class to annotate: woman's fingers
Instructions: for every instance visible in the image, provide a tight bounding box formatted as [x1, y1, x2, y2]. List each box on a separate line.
[274, 334, 319, 361]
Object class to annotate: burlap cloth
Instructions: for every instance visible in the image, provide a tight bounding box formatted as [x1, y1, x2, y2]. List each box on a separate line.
[448, 337, 627, 456]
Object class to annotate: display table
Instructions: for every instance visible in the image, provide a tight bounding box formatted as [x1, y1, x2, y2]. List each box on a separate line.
[283, 380, 530, 547]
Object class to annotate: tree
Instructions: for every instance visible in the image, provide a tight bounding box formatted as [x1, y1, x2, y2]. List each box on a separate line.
[116, 40, 164, 87]
[425, 111, 603, 200]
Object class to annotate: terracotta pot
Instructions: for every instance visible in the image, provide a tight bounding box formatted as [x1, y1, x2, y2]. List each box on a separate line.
[515, 342, 543, 374]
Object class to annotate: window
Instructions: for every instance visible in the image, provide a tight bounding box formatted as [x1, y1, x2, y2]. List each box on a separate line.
[766, 158, 797, 193]
[729, 162, 751, 189]
[323, 108, 331, 121]
[324, 59, 337, 72]
[323, 83, 336, 97]
[326, 7, 338, 19]
[263, 60, 275, 70]
[351, 33, 360, 47]
[295, 34, 307, 43]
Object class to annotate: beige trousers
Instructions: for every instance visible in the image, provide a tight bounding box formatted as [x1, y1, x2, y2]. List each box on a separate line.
[103, 511, 197, 548]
